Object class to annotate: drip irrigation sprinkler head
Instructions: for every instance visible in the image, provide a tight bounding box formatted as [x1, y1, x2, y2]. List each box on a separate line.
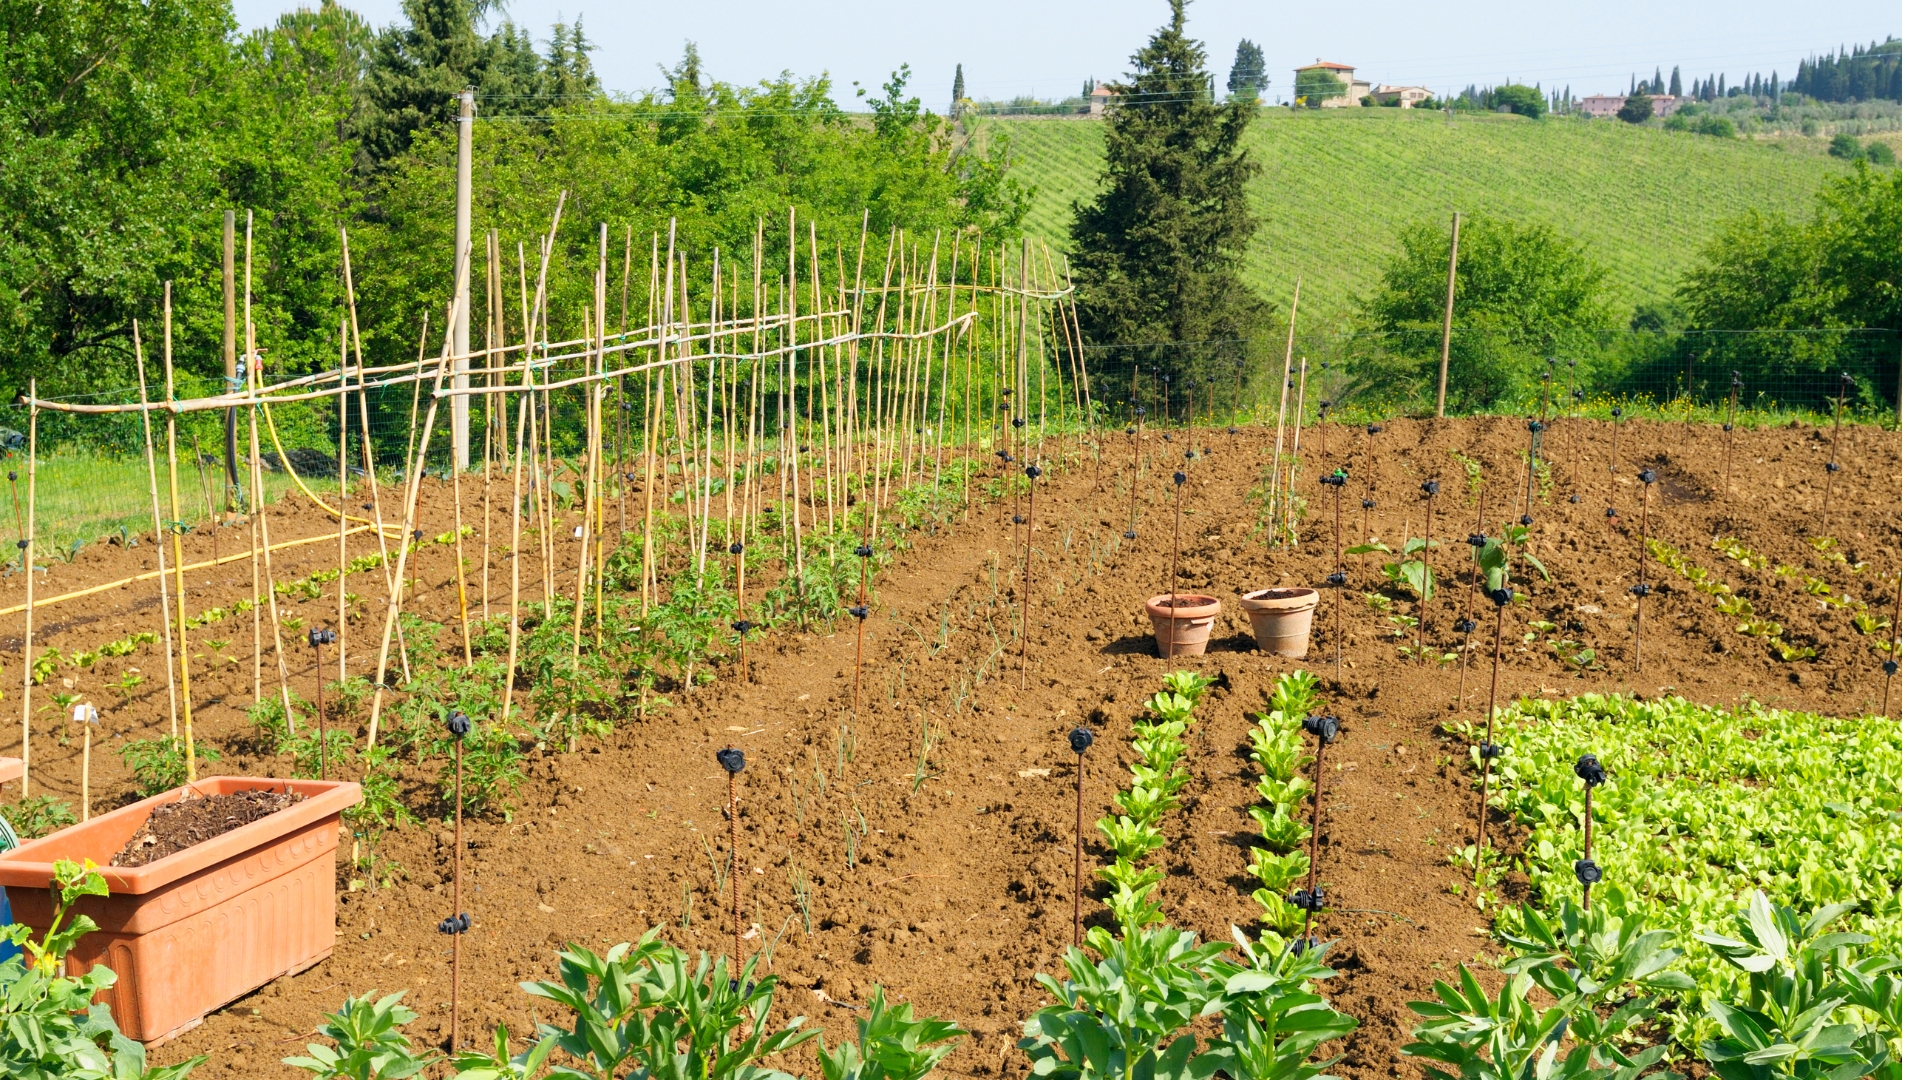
[1318, 401, 1330, 416]
[1467, 533, 1487, 548]
[730, 619, 753, 634]
[1302, 715, 1339, 742]
[1574, 754, 1607, 786]
[1161, 433, 1173, 443]
[1367, 424, 1382, 435]
[1288, 935, 1321, 956]
[1025, 464, 1041, 479]
[445, 712, 471, 740]
[1605, 507, 1617, 518]
[1173, 471, 1187, 486]
[848, 605, 870, 620]
[1013, 417, 1026, 428]
[855, 543, 873, 558]
[363, 503, 373, 511]
[799, 445, 811, 453]
[1569, 494, 1581, 504]
[307, 627, 336, 648]
[1013, 515, 1026, 524]
[1421, 480, 1440, 497]
[1361, 499, 1375, 510]
[1528, 420, 1543, 434]
[621, 401, 631, 411]
[1519, 515, 1534, 526]
[1629, 584, 1650, 597]
[1841, 373, 1855, 387]
[717, 747, 746, 774]
[1069, 727, 1094, 754]
[996, 450, 1011, 462]
[1573, 389, 1585, 402]
[1134, 406, 1146, 416]
[1287, 886, 1327, 912]
[999, 403, 1010, 412]
[437, 912, 472, 935]
[1611, 407, 1622, 418]
[1003, 388, 1014, 396]
[729, 542, 744, 555]
[1882, 659, 1898, 675]
[1227, 427, 1237, 435]
[1184, 450, 1196, 460]
[1478, 741, 1503, 760]
[15, 539, 26, 550]
[1638, 469, 1657, 485]
[1826, 462, 1840, 473]
[1126, 427, 1136, 436]
[1123, 530, 1137, 539]
[1455, 618, 1477, 634]
[1489, 587, 1514, 607]
[1327, 571, 1346, 587]
[5, 472, 13, 482]
[1573, 860, 1603, 885]
[1722, 423, 1733, 433]
[412, 529, 424, 542]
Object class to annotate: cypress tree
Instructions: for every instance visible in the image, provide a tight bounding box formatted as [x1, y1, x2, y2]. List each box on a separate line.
[952, 64, 966, 110]
[1071, 0, 1269, 382]
[1227, 39, 1269, 101]
[363, 0, 554, 166]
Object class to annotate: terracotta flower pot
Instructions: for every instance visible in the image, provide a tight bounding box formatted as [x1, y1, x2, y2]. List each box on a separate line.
[1144, 594, 1222, 657]
[1240, 588, 1320, 657]
[0, 775, 360, 1045]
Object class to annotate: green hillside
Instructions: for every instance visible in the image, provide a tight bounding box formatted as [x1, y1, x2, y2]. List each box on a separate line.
[984, 108, 1859, 329]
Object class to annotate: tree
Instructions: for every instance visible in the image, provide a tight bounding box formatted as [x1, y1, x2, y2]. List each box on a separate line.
[1675, 161, 1899, 401]
[1356, 216, 1615, 410]
[1490, 83, 1545, 118]
[361, 0, 551, 167]
[1617, 92, 1653, 123]
[1293, 66, 1346, 107]
[951, 64, 966, 117]
[1669, 65, 1681, 95]
[1226, 40, 1268, 101]
[1069, 0, 1269, 384]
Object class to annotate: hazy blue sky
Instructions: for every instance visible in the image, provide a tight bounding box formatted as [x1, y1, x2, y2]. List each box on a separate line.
[232, 0, 1899, 107]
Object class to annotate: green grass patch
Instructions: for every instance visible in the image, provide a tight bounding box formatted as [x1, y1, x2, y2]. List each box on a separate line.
[985, 109, 1853, 329]
[1466, 693, 1900, 1047]
[0, 452, 299, 561]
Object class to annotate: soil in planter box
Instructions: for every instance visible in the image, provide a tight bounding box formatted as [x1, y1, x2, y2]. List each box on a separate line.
[111, 790, 305, 868]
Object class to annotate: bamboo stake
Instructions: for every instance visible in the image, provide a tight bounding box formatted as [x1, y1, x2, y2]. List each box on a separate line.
[163, 286, 197, 780]
[245, 305, 298, 738]
[16, 381, 34, 794]
[1268, 277, 1302, 544]
[337, 319, 350, 694]
[132, 324, 181, 743]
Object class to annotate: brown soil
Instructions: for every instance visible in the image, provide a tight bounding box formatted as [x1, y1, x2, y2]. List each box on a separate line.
[111, 789, 304, 868]
[0, 417, 1897, 1079]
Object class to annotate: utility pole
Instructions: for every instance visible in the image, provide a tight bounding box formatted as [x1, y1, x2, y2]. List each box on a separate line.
[223, 210, 238, 507]
[452, 88, 475, 472]
[1436, 211, 1460, 419]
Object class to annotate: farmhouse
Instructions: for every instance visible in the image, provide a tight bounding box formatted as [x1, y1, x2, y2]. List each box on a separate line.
[1089, 83, 1115, 115]
[1371, 84, 1434, 108]
[1578, 93, 1680, 118]
[1293, 60, 1371, 107]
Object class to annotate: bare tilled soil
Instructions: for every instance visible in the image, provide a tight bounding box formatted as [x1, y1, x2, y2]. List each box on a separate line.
[0, 417, 1896, 1078]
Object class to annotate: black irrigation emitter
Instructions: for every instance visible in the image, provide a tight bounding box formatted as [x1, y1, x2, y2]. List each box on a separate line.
[1418, 479, 1440, 659]
[1821, 372, 1854, 531]
[1020, 461, 1042, 683]
[443, 709, 472, 1049]
[717, 747, 747, 974]
[1574, 753, 1607, 909]
[307, 627, 337, 780]
[1321, 470, 1348, 673]
[1473, 586, 1514, 874]
[1634, 468, 1657, 671]
[1069, 726, 1094, 942]
[1289, 714, 1339, 939]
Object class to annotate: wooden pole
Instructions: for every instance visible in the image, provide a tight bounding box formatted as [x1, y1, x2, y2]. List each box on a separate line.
[1437, 211, 1460, 419]
[163, 285, 197, 781]
[132, 325, 181, 742]
[16, 381, 34, 795]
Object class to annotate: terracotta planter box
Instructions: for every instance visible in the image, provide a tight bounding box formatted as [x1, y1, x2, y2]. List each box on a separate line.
[0, 776, 360, 1045]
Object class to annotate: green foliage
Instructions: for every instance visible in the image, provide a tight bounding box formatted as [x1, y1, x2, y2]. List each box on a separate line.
[1478, 694, 1899, 1046]
[818, 986, 966, 1080]
[1490, 84, 1546, 119]
[519, 929, 817, 1080]
[1019, 923, 1354, 1080]
[1070, 0, 1269, 384]
[0, 860, 207, 1078]
[1347, 537, 1442, 599]
[1226, 41, 1269, 102]
[119, 735, 218, 797]
[436, 718, 525, 821]
[1358, 214, 1615, 410]
[284, 990, 435, 1079]
[1618, 94, 1655, 124]
[1292, 68, 1347, 108]
[1244, 674, 1316, 933]
[1098, 671, 1208, 929]
[3, 795, 78, 840]
[1696, 891, 1900, 1080]
[1675, 161, 1900, 405]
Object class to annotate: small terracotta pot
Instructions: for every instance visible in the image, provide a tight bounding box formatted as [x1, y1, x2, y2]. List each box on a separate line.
[1240, 588, 1320, 657]
[0, 775, 360, 1045]
[1144, 594, 1222, 657]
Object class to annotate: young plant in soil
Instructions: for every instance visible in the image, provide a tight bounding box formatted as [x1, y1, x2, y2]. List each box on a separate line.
[1245, 671, 1317, 934]
[1096, 671, 1211, 930]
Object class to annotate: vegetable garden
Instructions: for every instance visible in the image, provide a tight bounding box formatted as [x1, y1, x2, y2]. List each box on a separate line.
[0, 202, 1898, 1080]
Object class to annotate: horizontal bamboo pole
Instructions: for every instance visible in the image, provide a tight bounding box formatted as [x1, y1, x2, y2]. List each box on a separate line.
[0, 523, 391, 620]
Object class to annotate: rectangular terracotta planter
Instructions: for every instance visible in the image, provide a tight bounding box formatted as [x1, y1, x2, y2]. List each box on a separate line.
[0, 776, 361, 1044]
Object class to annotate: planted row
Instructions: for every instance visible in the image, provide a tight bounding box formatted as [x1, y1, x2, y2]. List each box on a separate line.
[1648, 538, 1816, 661]
[1243, 672, 1315, 934]
[1096, 670, 1211, 930]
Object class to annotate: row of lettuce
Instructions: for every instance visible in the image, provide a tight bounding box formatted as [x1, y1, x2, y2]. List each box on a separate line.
[0, 676, 1899, 1078]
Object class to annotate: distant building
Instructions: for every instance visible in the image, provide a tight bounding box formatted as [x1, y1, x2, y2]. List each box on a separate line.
[1371, 84, 1434, 108]
[1089, 83, 1115, 115]
[1578, 94, 1680, 118]
[1293, 60, 1371, 107]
